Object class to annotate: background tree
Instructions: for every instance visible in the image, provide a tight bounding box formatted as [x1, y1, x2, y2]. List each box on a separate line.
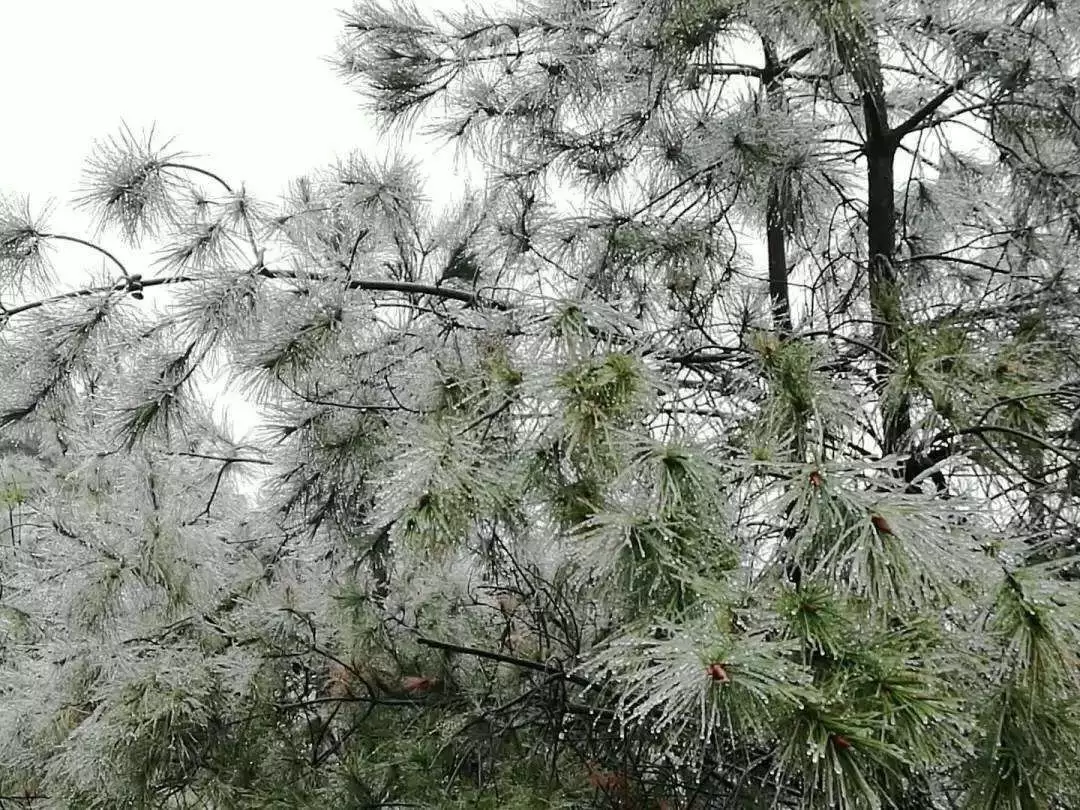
[2, 0, 1080, 808]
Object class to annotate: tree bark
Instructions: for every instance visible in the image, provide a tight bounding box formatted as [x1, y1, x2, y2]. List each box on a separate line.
[815, 1, 910, 454]
[762, 38, 793, 336]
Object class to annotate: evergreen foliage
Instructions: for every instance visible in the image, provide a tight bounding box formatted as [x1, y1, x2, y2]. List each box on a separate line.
[2, 0, 1080, 807]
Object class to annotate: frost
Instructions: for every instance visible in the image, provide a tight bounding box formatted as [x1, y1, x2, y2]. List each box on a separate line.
[2, 0, 1080, 807]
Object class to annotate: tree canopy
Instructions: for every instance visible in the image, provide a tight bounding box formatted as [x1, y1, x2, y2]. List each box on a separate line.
[2, 0, 1080, 808]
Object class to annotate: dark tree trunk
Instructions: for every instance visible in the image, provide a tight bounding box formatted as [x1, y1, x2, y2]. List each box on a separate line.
[762, 38, 793, 336]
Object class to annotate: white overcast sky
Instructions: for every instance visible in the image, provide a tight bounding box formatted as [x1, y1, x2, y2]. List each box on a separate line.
[0, 0, 469, 236]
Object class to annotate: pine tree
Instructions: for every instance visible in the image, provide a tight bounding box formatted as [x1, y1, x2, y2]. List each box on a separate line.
[2, 0, 1080, 807]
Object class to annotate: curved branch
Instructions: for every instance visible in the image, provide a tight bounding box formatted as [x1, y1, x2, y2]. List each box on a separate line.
[40, 233, 128, 276]
[417, 635, 594, 689]
[931, 423, 1077, 467]
[161, 162, 234, 194]
[973, 390, 1074, 428]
